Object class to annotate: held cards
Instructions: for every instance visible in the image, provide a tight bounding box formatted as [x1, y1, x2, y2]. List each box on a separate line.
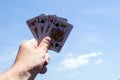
[26, 14, 73, 52]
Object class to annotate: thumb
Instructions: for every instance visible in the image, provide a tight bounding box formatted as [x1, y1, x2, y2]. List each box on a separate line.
[38, 37, 51, 51]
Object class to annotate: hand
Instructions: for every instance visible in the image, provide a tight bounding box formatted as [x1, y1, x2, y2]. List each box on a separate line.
[0, 37, 51, 80]
[14, 37, 51, 74]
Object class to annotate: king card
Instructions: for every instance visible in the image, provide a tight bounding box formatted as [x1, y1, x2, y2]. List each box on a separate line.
[46, 17, 73, 52]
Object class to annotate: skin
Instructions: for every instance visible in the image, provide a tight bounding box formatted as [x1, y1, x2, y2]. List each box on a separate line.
[0, 37, 51, 80]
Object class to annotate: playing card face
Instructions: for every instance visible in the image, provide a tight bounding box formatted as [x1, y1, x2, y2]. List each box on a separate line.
[46, 17, 73, 52]
[48, 15, 68, 22]
[27, 14, 48, 42]
[57, 17, 68, 22]
[26, 16, 40, 41]
[37, 15, 48, 42]
[26, 14, 73, 52]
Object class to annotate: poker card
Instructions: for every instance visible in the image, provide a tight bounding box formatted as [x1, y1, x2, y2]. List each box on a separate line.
[49, 15, 68, 22]
[26, 14, 73, 52]
[37, 14, 48, 42]
[26, 16, 40, 41]
[27, 14, 48, 42]
[46, 18, 73, 52]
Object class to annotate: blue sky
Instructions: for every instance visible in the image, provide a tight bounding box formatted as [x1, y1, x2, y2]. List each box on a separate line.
[0, 0, 120, 80]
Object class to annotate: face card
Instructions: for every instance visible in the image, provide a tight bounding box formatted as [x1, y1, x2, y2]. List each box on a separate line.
[26, 16, 40, 41]
[36, 14, 48, 42]
[26, 14, 73, 53]
[46, 18, 73, 52]
[43, 15, 58, 37]
[48, 15, 68, 22]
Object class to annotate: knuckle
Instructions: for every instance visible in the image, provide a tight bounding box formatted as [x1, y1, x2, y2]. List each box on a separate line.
[20, 41, 30, 49]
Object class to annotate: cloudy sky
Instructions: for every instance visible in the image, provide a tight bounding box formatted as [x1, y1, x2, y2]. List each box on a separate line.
[0, 0, 120, 80]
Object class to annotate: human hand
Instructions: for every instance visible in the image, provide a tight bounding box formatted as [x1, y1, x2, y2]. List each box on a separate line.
[13, 37, 51, 80]
[0, 37, 51, 80]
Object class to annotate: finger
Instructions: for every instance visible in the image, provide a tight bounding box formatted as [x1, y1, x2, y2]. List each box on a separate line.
[24, 38, 37, 44]
[29, 38, 38, 48]
[44, 53, 50, 65]
[20, 38, 38, 49]
[39, 66, 47, 74]
[38, 37, 51, 51]
[38, 53, 50, 74]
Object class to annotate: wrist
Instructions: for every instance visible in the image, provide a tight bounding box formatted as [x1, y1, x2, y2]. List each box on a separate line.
[1, 66, 31, 80]
[0, 64, 37, 80]
[13, 62, 39, 79]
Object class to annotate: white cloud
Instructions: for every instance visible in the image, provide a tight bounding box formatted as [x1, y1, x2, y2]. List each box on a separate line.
[94, 59, 103, 65]
[56, 52, 102, 71]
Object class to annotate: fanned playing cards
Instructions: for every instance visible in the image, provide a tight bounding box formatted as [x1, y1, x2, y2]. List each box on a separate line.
[26, 14, 73, 52]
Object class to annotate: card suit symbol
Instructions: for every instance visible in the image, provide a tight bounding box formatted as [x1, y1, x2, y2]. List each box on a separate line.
[50, 19, 53, 23]
[55, 22, 59, 27]
[41, 19, 45, 23]
[55, 43, 59, 48]
[31, 22, 35, 26]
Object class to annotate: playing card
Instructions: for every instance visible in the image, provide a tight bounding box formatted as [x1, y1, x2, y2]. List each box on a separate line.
[26, 14, 73, 52]
[26, 16, 40, 41]
[49, 15, 68, 22]
[37, 14, 48, 42]
[46, 16, 73, 52]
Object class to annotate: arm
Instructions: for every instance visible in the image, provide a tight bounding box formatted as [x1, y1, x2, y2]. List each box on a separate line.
[0, 37, 51, 80]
